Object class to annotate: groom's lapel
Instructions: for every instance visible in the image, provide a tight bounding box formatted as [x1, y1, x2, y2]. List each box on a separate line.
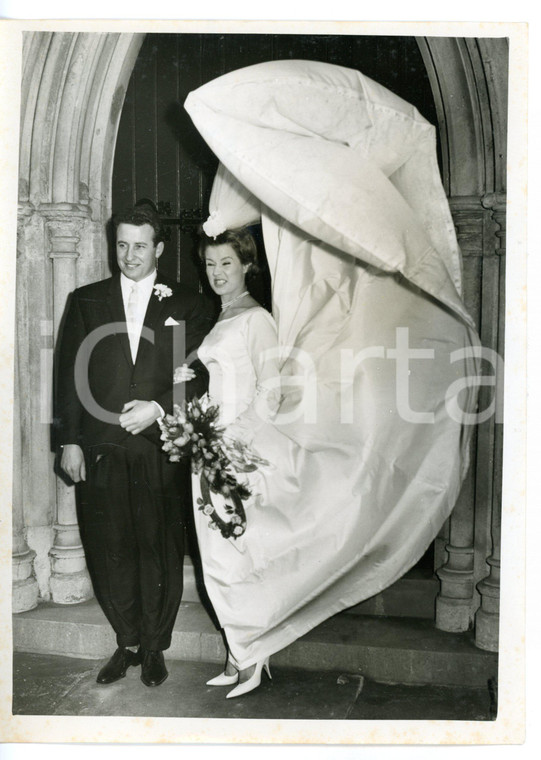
[134, 273, 170, 370]
[105, 274, 133, 369]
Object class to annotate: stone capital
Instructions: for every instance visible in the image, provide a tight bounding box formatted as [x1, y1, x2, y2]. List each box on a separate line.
[481, 192, 507, 212]
[38, 202, 91, 219]
[448, 193, 505, 257]
[448, 195, 485, 212]
[44, 211, 89, 260]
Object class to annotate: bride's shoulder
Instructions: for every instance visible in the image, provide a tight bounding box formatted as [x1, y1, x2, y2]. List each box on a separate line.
[217, 304, 276, 330]
[243, 306, 276, 328]
[225, 304, 274, 322]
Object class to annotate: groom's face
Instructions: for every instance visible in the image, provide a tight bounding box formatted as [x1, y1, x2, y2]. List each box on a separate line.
[116, 223, 164, 282]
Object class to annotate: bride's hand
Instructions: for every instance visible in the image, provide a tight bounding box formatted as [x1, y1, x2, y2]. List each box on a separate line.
[174, 364, 196, 384]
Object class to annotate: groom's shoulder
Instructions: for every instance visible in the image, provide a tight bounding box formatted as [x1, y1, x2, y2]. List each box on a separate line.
[73, 275, 115, 300]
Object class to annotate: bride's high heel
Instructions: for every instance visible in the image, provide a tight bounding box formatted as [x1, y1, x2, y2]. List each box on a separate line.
[206, 670, 238, 686]
[226, 657, 271, 699]
[206, 654, 239, 686]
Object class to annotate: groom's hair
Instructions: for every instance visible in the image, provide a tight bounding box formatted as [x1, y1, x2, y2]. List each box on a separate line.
[113, 199, 164, 245]
[199, 227, 260, 278]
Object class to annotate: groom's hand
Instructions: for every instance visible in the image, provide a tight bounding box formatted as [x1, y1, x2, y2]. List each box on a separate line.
[120, 400, 161, 435]
[61, 444, 86, 483]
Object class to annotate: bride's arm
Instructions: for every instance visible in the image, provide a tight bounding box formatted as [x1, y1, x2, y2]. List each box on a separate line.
[225, 311, 281, 445]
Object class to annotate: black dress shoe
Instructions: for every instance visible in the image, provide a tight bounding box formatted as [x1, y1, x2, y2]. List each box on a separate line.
[140, 649, 168, 687]
[96, 647, 141, 684]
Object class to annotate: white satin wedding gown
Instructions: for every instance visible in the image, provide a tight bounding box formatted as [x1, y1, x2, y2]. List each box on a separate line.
[186, 60, 481, 670]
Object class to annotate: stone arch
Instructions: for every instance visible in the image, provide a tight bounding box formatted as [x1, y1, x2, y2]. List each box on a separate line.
[418, 36, 507, 650]
[20, 32, 144, 224]
[14, 31, 144, 608]
[418, 36, 508, 197]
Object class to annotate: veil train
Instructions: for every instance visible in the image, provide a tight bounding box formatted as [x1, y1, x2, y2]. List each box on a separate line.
[183, 60, 481, 668]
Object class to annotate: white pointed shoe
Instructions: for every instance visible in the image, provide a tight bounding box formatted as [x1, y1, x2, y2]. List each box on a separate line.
[206, 670, 239, 687]
[226, 658, 271, 699]
[206, 655, 239, 686]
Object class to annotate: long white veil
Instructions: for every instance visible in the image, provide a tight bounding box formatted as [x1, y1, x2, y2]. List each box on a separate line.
[184, 60, 481, 667]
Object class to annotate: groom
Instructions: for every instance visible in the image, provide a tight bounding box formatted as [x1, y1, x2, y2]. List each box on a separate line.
[56, 202, 212, 687]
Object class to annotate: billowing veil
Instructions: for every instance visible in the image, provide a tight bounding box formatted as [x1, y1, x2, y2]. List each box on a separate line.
[184, 60, 481, 668]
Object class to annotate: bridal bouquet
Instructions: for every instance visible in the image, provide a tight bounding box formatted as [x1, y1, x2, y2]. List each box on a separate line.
[159, 396, 267, 539]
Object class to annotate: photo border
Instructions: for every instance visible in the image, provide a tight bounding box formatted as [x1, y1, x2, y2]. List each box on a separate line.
[0, 16, 528, 747]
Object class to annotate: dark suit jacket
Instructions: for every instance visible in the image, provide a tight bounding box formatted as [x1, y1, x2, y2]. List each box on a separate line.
[55, 272, 214, 450]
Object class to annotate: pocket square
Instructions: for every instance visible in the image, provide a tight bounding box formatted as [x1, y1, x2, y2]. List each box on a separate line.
[164, 316, 181, 326]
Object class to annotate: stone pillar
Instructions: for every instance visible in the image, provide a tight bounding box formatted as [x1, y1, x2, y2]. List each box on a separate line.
[14, 33, 142, 615]
[12, 333, 39, 613]
[435, 196, 483, 632]
[474, 193, 505, 651]
[435, 491, 475, 632]
[436, 193, 504, 648]
[475, 551, 501, 651]
[45, 206, 93, 604]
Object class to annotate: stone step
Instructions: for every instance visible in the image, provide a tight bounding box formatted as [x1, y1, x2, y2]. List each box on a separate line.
[184, 557, 440, 618]
[347, 572, 439, 619]
[13, 598, 497, 688]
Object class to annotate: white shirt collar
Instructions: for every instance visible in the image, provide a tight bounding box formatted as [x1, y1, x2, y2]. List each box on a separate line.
[120, 269, 158, 299]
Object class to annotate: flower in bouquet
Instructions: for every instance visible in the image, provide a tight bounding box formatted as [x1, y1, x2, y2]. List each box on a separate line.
[159, 396, 265, 539]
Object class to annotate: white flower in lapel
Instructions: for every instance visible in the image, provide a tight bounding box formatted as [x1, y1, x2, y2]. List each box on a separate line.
[153, 283, 173, 301]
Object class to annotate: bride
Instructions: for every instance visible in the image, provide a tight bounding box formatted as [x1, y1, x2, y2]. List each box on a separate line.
[174, 226, 284, 697]
[169, 59, 481, 699]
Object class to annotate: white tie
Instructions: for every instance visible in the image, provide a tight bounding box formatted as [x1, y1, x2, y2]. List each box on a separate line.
[127, 282, 139, 361]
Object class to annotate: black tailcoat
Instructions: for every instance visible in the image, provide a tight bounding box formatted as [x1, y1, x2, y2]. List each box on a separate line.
[55, 272, 213, 650]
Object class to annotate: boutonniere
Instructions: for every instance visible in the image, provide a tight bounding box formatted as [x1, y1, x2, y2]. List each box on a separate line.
[153, 283, 173, 301]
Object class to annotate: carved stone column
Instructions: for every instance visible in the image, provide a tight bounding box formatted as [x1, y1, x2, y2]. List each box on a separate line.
[45, 206, 93, 604]
[435, 488, 475, 632]
[14, 32, 143, 617]
[435, 196, 483, 632]
[475, 553, 501, 652]
[435, 194, 504, 648]
[474, 193, 505, 651]
[12, 332, 39, 613]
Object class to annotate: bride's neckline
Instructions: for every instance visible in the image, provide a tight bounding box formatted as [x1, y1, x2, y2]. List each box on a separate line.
[216, 305, 263, 323]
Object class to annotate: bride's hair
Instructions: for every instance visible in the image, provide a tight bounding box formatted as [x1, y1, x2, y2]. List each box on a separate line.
[199, 227, 260, 279]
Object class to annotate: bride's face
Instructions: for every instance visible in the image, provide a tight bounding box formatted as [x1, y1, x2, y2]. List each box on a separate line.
[205, 243, 249, 300]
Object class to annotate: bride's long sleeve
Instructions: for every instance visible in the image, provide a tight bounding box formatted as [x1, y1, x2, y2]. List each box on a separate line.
[224, 310, 281, 447]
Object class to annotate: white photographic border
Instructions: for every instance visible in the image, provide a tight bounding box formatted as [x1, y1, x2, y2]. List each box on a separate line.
[0, 3, 534, 753]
